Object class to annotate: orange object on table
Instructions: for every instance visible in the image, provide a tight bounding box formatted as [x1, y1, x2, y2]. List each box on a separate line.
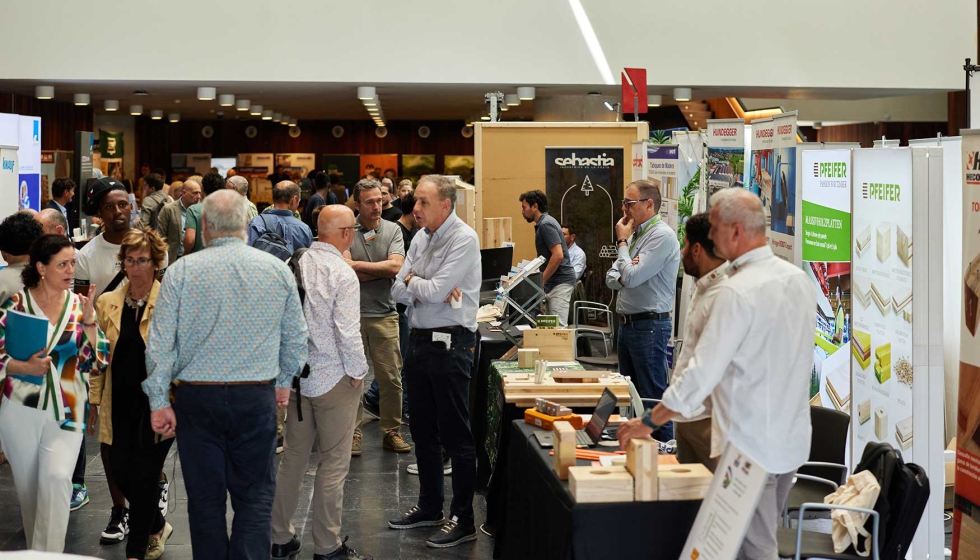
[525, 408, 584, 431]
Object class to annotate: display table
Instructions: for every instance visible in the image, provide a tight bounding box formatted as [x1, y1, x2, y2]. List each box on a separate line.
[493, 420, 701, 559]
[473, 324, 521, 493]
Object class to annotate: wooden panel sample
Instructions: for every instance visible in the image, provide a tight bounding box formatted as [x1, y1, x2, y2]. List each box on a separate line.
[517, 348, 539, 368]
[522, 329, 574, 361]
[625, 439, 659, 501]
[552, 421, 576, 480]
[658, 463, 713, 501]
[568, 466, 634, 503]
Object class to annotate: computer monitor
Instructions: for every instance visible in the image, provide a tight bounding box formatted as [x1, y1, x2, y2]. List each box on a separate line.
[481, 246, 514, 281]
[583, 388, 618, 444]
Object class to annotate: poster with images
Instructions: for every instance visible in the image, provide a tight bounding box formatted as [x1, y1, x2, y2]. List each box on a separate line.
[359, 154, 398, 180]
[0, 148, 19, 221]
[238, 153, 274, 204]
[747, 113, 798, 262]
[630, 142, 679, 230]
[849, 148, 913, 463]
[99, 129, 124, 159]
[18, 116, 41, 212]
[402, 154, 435, 183]
[802, 149, 852, 416]
[705, 119, 745, 210]
[954, 131, 980, 559]
[444, 155, 475, 183]
[276, 153, 316, 199]
[322, 154, 360, 190]
[171, 153, 212, 175]
[544, 147, 624, 304]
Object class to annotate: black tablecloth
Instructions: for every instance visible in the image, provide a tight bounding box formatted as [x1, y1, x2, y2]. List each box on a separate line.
[472, 323, 520, 492]
[494, 420, 701, 560]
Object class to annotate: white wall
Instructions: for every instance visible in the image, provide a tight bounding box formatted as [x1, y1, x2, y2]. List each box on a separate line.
[0, 0, 973, 91]
[742, 93, 949, 123]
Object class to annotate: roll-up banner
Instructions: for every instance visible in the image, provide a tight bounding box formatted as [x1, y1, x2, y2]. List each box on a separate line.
[630, 142, 679, 230]
[18, 116, 41, 212]
[747, 112, 798, 262]
[238, 153, 274, 204]
[705, 119, 745, 211]
[802, 149, 852, 418]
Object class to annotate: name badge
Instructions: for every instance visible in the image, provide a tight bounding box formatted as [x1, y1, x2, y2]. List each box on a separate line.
[433, 332, 452, 348]
[364, 230, 377, 242]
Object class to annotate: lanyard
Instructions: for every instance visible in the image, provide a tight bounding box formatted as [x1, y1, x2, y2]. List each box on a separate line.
[628, 215, 661, 254]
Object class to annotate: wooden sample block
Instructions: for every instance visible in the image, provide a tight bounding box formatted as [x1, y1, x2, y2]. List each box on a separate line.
[553, 421, 577, 480]
[895, 415, 913, 451]
[568, 466, 634, 503]
[551, 370, 612, 384]
[874, 343, 891, 384]
[482, 217, 513, 249]
[896, 226, 911, 267]
[876, 224, 891, 263]
[517, 348, 539, 368]
[522, 329, 574, 361]
[658, 463, 713, 501]
[875, 407, 888, 440]
[858, 399, 871, 425]
[625, 439, 659, 501]
[855, 225, 871, 257]
[966, 254, 980, 336]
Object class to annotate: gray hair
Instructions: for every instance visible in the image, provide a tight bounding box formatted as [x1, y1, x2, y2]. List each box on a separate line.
[37, 208, 68, 232]
[418, 175, 456, 209]
[353, 178, 382, 203]
[398, 179, 413, 188]
[202, 189, 247, 238]
[627, 179, 662, 212]
[227, 175, 249, 196]
[709, 188, 766, 235]
[272, 181, 300, 203]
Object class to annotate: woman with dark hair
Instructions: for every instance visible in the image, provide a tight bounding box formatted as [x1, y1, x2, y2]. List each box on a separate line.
[0, 234, 109, 552]
[90, 228, 174, 560]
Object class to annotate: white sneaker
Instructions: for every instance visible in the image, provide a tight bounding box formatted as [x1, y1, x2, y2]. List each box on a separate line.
[407, 460, 452, 475]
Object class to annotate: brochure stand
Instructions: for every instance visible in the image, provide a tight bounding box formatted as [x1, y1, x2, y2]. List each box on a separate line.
[495, 256, 546, 345]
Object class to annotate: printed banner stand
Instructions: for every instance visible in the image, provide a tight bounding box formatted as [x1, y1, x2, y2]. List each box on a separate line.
[747, 112, 798, 263]
[679, 444, 768, 560]
[705, 118, 745, 211]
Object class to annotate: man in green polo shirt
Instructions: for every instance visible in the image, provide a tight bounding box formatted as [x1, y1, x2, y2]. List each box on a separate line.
[183, 172, 225, 255]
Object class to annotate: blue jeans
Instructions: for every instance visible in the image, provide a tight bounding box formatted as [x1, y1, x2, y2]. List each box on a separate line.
[365, 310, 410, 416]
[174, 383, 278, 560]
[618, 318, 673, 441]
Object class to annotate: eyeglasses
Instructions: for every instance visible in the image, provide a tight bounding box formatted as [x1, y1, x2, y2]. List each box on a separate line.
[621, 198, 651, 207]
[123, 257, 153, 268]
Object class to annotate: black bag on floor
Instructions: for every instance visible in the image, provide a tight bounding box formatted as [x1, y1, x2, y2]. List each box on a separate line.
[853, 442, 930, 560]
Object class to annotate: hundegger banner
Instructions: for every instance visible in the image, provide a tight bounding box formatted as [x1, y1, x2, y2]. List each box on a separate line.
[747, 113, 798, 262]
[802, 149, 852, 417]
[705, 119, 745, 210]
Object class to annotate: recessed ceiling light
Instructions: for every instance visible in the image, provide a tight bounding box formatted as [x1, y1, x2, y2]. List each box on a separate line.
[357, 87, 376, 100]
[197, 87, 216, 101]
[505, 93, 520, 106]
[130, 105, 143, 116]
[481, 114, 491, 121]
[673, 88, 692, 102]
[236, 99, 250, 111]
[281, 115, 290, 125]
[73, 93, 90, 106]
[249, 105, 262, 116]
[150, 110, 163, 120]
[517, 87, 535, 100]
[262, 110, 273, 120]
[104, 99, 119, 111]
[168, 113, 180, 123]
[288, 118, 298, 127]
[647, 94, 662, 107]
[218, 94, 235, 106]
[35, 86, 54, 99]
[273, 112, 282, 122]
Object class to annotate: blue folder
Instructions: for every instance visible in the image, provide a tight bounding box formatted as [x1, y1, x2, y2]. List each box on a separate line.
[5, 308, 48, 361]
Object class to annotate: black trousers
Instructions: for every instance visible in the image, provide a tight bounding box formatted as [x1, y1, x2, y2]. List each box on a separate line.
[107, 436, 174, 560]
[405, 328, 477, 527]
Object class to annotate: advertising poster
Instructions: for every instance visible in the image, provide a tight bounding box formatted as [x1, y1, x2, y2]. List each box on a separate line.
[41, 150, 72, 208]
[850, 148, 914, 464]
[402, 154, 435, 183]
[360, 154, 398, 179]
[631, 142, 680, 230]
[238, 153, 275, 205]
[444, 155, 475, 183]
[544, 147, 624, 303]
[18, 116, 41, 212]
[954, 131, 980, 559]
[322, 154, 360, 190]
[802, 149, 852, 415]
[98, 129, 124, 159]
[747, 113, 798, 262]
[275, 153, 316, 199]
[0, 148, 19, 221]
[705, 119, 745, 208]
[171, 153, 212, 175]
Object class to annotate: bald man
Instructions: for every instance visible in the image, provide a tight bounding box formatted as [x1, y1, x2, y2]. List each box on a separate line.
[36, 207, 69, 236]
[619, 188, 814, 560]
[270, 204, 373, 560]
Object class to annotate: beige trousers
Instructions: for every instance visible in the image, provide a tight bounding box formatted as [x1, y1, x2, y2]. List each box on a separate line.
[355, 314, 403, 434]
[675, 418, 718, 472]
[271, 379, 361, 555]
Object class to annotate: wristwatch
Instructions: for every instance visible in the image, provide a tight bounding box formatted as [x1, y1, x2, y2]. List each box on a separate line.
[616, 239, 628, 246]
[641, 408, 661, 432]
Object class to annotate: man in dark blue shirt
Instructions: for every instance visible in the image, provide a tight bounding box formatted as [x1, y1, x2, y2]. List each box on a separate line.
[302, 171, 338, 230]
[520, 190, 576, 327]
[248, 181, 313, 252]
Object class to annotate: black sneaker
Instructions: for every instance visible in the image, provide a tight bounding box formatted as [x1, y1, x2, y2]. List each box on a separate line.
[271, 535, 301, 559]
[100, 505, 130, 544]
[426, 515, 477, 548]
[314, 535, 373, 560]
[387, 506, 445, 530]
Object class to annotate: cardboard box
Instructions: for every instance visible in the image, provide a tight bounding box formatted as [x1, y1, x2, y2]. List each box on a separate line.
[522, 329, 575, 361]
[569, 466, 634, 503]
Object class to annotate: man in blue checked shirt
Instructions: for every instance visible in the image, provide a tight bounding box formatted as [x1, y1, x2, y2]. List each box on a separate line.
[143, 190, 308, 560]
[606, 179, 680, 442]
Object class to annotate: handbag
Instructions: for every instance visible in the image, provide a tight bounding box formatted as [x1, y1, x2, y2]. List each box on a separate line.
[825, 470, 881, 556]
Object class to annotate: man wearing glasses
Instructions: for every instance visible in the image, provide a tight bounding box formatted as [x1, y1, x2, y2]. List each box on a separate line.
[605, 179, 680, 442]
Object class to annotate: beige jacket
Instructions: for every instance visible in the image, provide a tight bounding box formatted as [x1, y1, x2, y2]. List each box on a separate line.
[156, 199, 185, 266]
[90, 279, 171, 445]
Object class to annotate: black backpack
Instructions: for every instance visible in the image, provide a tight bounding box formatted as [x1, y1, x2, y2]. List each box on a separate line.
[252, 213, 293, 261]
[852, 442, 930, 560]
[287, 247, 311, 421]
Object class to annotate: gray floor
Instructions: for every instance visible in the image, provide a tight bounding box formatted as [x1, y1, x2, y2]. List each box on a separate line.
[0, 412, 493, 559]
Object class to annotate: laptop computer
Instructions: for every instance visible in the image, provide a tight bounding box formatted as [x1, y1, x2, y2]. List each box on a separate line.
[533, 388, 618, 448]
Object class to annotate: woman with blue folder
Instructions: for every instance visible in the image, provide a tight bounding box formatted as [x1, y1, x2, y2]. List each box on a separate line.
[0, 234, 109, 552]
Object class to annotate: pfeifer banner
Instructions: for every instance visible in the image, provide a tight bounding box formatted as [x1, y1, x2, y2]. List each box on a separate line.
[748, 112, 798, 262]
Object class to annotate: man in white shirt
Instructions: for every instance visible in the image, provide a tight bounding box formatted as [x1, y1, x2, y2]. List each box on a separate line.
[618, 188, 814, 560]
[270, 205, 373, 560]
[670, 213, 727, 471]
[561, 223, 586, 280]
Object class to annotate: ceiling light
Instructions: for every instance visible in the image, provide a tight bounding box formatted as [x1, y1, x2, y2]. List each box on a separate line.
[481, 114, 491, 121]
[168, 113, 180, 123]
[505, 93, 520, 106]
[568, 0, 615, 85]
[218, 94, 235, 106]
[289, 118, 297, 127]
[363, 98, 378, 107]
[73, 93, 90, 106]
[357, 87, 376, 100]
[236, 99, 250, 111]
[249, 105, 262, 116]
[150, 110, 163, 120]
[197, 87, 216, 101]
[262, 110, 273, 120]
[673, 87, 692, 102]
[273, 112, 282, 122]
[35, 86, 54, 99]
[501, 105, 509, 111]
[368, 107, 380, 113]
[517, 87, 536, 101]
[281, 115, 290, 125]
[130, 105, 143, 116]
[647, 94, 662, 107]
[104, 99, 119, 111]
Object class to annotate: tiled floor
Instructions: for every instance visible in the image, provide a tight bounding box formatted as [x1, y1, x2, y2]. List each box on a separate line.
[0, 411, 494, 559]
